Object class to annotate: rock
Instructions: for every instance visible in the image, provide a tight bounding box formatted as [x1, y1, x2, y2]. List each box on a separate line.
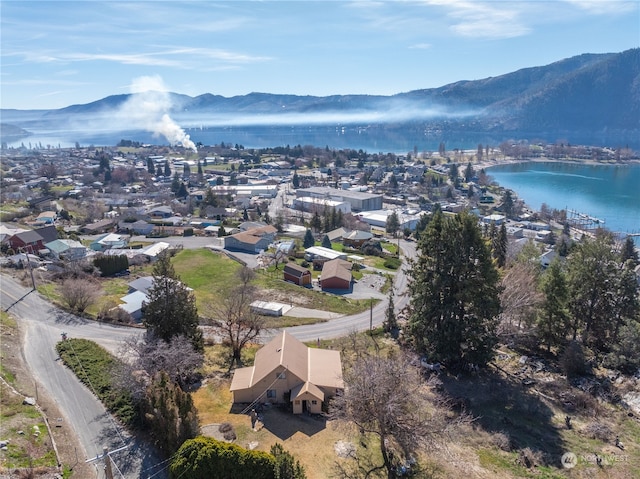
[22, 397, 36, 406]
[519, 355, 528, 364]
[0, 440, 9, 447]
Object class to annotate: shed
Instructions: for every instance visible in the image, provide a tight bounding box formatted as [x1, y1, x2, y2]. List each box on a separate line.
[283, 263, 312, 286]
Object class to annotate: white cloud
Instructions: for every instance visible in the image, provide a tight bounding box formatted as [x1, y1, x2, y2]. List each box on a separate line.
[562, 0, 638, 15]
[424, 0, 531, 39]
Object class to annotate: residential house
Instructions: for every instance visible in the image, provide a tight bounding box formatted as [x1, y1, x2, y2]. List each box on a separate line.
[147, 205, 173, 219]
[342, 230, 373, 248]
[7, 229, 45, 254]
[90, 233, 128, 251]
[80, 218, 116, 234]
[283, 263, 312, 286]
[35, 211, 57, 225]
[230, 331, 343, 415]
[118, 219, 154, 235]
[44, 239, 87, 261]
[540, 249, 558, 268]
[223, 225, 278, 254]
[34, 225, 58, 245]
[319, 259, 353, 291]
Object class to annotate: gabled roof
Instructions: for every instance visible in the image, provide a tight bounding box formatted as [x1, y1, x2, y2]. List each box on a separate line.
[12, 229, 44, 244]
[284, 262, 311, 278]
[320, 258, 352, 282]
[128, 276, 154, 294]
[230, 331, 343, 392]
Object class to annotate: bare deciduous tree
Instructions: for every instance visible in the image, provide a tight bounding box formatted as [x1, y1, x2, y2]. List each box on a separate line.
[59, 278, 100, 313]
[330, 353, 465, 479]
[208, 267, 266, 372]
[498, 261, 543, 339]
[119, 334, 204, 390]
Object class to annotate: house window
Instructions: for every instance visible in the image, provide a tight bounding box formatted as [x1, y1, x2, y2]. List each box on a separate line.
[266, 389, 277, 399]
[311, 400, 318, 405]
[295, 400, 300, 405]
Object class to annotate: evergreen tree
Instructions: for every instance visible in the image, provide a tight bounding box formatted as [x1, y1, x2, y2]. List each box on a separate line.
[171, 172, 181, 194]
[310, 211, 322, 233]
[537, 259, 570, 351]
[177, 182, 188, 198]
[271, 443, 307, 479]
[502, 190, 514, 218]
[243, 208, 249, 221]
[183, 162, 191, 178]
[465, 162, 474, 182]
[407, 210, 501, 370]
[492, 222, 508, 268]
[197, 160, 203, 176]
[303, 229, 315, 249]
[164, 159, 171, 177]
[321, 235, 332, 249]
[383, 288, 397, 334]
[620, 236, 639, 266]
[143, 252, 203, 352]
[566, 236, 639, 352]
[147, 158, 155, 175]
[292, 171, 300, 189]
[385, 211, 400, 237]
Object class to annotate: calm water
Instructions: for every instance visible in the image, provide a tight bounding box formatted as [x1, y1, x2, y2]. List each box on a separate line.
[487, 162, 640, 236]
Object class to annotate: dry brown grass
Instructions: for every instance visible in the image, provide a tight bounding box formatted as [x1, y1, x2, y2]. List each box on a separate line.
[192, 377, 357, 479]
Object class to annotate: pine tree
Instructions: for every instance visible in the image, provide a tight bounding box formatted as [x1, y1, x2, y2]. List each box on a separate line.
[310, 212, 322, 233]
[407, 210, 501, 370]
[147, 158, 155, 175]
[383, 288, 397, 334]
[292, 171, 300, 189]
[492, 222, 508, 268]
[303, 229, 315, 249]
[164, 160, 171, 177]
[537, 259, 570, 351]
[321, 235, 332, 249]
[143, 252, 203, 352]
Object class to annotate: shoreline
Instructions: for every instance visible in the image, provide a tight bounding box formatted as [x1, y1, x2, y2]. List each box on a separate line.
[475, 156, 640, 172]
[469, 157, 639, 238]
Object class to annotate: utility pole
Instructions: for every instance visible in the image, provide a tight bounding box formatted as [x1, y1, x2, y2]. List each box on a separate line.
[85, 445, 128, 479]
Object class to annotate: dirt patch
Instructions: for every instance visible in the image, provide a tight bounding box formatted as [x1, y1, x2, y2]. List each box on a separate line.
[257, 289, 313, 307]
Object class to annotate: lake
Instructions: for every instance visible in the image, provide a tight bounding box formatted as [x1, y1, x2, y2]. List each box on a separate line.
[486, 161, 640, 236]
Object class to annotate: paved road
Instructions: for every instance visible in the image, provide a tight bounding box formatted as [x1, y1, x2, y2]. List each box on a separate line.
[0, 276, 164, 479]
[0, 238, 417, 477]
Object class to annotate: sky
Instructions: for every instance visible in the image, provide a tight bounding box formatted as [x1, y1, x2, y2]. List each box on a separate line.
[1, 0, 639, 110]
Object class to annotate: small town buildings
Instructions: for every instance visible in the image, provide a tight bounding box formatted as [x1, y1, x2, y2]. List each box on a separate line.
[7, 229, 45, 254]
[296, 186, 382, 212]
[147, 205, 173, 219]
[89, 233, 128, 251]
[342, 230, 373, 248]
[80, 218, 116, 234]
[44, 239, 87, 261]
[230, 331, 343, 415]
[35, 211, 57, 225]
[283, 262, 312, 286]
[319, 258, 353, 291]
[223, 225, 278, 253]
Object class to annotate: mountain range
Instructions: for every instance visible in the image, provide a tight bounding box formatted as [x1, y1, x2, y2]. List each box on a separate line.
[1, 48, 638, 148]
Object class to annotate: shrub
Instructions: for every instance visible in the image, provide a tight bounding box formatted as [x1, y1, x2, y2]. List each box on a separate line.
[583, 422, 612, 441]
[383, 257, 401, 270]
[560, 341, 587, 378]
[490, 431, 512, 451]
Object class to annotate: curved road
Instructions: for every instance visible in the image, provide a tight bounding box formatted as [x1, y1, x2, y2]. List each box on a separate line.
[0, 238, 416, 478]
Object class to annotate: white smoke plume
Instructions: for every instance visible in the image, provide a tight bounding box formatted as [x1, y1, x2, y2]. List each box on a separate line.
[120, 75, 197, 152]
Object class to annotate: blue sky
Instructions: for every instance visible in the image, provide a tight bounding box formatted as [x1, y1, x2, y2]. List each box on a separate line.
[1, 0, 638, 110]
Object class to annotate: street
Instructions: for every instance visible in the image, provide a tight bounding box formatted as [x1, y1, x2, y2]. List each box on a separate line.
[0, 238, 416, 477]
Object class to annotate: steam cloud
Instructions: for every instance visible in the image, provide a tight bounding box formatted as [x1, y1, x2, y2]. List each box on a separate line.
[120, 76, 197, 152]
